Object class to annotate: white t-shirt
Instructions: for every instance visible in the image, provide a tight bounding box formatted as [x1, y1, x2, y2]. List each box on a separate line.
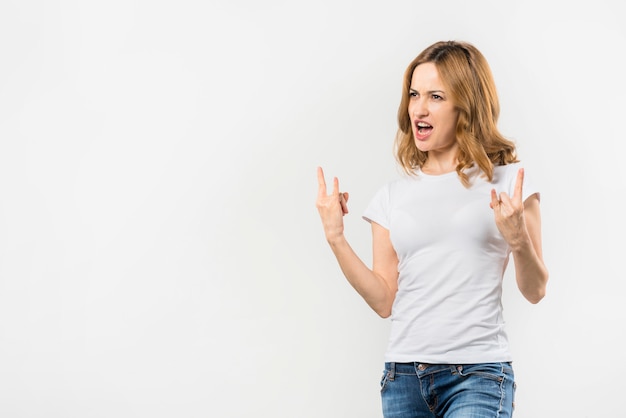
[363, 162, 539, 364]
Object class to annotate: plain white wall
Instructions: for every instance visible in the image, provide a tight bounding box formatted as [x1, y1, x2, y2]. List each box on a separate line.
[0, 1, 624, 417]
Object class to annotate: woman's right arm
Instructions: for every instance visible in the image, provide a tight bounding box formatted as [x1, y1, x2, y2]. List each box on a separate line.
[316, 167, 398, 317]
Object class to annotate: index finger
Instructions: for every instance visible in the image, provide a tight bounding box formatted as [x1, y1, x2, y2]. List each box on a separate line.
[513, 168, 524, 202]
[317, 166, 327, 197]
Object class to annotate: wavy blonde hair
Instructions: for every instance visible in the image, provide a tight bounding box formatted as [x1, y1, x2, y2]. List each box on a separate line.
[395, 40, 518, 186]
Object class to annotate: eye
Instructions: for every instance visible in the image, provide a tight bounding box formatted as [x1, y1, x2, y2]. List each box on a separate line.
[409, 91, 418, 97]
[432, 94, 443, 100]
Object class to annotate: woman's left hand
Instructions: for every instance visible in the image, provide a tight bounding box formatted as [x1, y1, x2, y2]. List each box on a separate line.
[490, 168, 527, 249]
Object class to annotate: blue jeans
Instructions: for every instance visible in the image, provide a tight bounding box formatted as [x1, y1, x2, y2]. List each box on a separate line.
[380, 362, 515, 418]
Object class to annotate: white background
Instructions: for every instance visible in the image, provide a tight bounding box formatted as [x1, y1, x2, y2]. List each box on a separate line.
[0, 1, 624, 417]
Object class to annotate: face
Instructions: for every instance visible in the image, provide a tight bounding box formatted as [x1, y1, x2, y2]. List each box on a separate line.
[408, 62, 460, 155]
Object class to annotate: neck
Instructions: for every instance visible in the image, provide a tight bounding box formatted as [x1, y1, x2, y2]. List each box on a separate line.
[422, 154, 458, 175]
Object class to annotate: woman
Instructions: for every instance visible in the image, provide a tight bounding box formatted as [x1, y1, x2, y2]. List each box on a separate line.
[315, 40, 548, 417]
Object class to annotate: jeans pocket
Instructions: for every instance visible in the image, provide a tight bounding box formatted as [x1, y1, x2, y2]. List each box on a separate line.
[512, 381, 517, 410]
[457, 363, 506, 383]
[380, 369, 391, 393]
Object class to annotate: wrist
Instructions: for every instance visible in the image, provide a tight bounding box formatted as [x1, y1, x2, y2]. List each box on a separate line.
[508, 232, 532, 253]
[326, 233, 347, 247]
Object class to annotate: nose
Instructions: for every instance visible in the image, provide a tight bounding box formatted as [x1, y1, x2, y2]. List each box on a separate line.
[411, 97, 428, 118]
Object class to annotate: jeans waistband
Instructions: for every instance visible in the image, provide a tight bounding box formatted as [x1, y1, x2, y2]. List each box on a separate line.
[386, 362, 434, 377]
[385, 361, 513, 378]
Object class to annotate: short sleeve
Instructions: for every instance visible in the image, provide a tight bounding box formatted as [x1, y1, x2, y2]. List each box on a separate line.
[362, 183, 391, 229]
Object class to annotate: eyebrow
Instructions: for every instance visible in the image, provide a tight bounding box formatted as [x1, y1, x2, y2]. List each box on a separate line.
[409, 88, 445, 94]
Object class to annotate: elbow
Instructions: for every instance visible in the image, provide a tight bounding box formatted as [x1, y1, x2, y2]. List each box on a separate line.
[523, 273, 549, 304]
[372, 300, 394, 318]
[526, 290, 546, 304]
[376, 308, 392, 319]
[368, 288, 397, 318]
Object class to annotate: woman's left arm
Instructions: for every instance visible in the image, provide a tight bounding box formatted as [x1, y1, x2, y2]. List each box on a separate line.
[511, 194, 549, 303]
[491, 168, 549, 304]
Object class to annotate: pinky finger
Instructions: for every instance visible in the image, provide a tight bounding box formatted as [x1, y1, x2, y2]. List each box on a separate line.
[489, 189, 499, 209]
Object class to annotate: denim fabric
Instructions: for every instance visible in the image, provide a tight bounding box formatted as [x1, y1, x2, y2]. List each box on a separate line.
[380, 362, 515, 418]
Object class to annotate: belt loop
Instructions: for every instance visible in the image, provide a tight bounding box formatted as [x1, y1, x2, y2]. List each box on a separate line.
[388, 362, 396, 381]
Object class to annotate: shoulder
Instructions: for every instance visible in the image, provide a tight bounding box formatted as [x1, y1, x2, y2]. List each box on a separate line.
[491, 161, 523, 184]
[493, 161, 523, 176]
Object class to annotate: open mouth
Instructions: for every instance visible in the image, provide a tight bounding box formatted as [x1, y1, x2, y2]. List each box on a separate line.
[415, 121, 433, 137]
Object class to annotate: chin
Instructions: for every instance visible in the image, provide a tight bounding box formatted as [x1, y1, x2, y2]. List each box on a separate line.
[413, 142, 430, 153]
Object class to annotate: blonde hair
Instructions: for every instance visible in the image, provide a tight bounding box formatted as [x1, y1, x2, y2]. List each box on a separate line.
[395, 40, 518, 186]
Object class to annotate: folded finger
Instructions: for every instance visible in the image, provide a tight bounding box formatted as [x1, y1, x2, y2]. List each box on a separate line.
[340, 192, 349, 214]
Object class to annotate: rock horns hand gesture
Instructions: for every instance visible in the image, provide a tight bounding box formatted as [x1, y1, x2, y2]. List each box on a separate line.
[490, 168, 527, 248]
[316, 167, 349, 242]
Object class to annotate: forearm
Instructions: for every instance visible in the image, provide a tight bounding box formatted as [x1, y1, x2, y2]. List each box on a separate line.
[511, 234, 549, 304]
[327, 235, 396, 317]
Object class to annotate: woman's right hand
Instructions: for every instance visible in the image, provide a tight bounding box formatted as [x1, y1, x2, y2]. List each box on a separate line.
[316, 166, 349, 243]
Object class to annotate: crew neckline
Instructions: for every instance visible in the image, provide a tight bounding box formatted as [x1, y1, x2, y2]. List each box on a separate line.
[417, 167, 459, 179]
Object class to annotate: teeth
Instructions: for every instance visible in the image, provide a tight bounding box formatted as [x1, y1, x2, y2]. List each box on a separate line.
[417, 122, 431, 127]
